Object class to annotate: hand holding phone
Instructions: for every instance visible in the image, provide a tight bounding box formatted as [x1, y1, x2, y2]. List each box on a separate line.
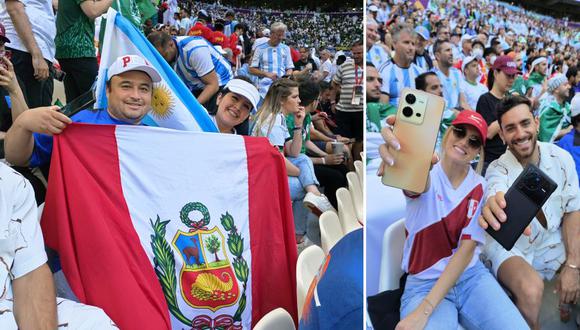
[381, 89, 445, 193]
[484, 164, 557, 251]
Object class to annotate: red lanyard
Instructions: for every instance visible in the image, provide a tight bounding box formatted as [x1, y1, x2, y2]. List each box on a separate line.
[354, 65, 362, 85]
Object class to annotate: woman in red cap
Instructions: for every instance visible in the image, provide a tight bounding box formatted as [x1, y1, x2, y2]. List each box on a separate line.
[390, 111, 528, 329]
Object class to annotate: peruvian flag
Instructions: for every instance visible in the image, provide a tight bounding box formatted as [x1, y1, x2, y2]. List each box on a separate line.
[41, 123, 298, 329]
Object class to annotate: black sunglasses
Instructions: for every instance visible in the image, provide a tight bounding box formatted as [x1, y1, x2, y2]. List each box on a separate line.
[451, 126, 482, 149]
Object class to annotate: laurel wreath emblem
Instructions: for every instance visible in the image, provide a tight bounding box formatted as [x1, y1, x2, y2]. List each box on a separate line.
[149, 203, 249, 326]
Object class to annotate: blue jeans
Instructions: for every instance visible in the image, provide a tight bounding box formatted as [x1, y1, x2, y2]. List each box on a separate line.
[401, 261, 528, 330]
[287, 154, 319, 235]
[287, 154, 319, 201]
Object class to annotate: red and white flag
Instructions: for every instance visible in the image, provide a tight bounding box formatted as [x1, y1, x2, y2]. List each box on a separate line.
[41, 123, 298, 329]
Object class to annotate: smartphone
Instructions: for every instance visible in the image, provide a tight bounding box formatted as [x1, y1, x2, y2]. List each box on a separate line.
[59, 89, 95, 117]
[381, 88, 445, 193]
[486, 164, 557, 251]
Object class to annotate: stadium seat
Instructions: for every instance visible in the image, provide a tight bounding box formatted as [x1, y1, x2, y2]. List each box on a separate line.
[319, 211, 343, 254]
[379, 218, 406, 292]
[354, 160, 364, 185]
[336, 187, 361, 234]
[346, 172, 363, 224]
[254, 308, 296, 330]
[296, 245, 325, 320]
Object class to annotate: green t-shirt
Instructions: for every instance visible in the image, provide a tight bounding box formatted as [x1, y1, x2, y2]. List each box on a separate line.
[55, 0, 96, 59]
[286, 113, 312, 154]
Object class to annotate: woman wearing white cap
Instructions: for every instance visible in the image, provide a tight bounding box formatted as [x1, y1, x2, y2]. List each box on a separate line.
[211, 77, 260, 134]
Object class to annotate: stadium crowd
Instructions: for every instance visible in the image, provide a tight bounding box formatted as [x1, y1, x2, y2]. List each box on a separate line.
[0, 0, 362, 327]
[367, 0, 580, 329]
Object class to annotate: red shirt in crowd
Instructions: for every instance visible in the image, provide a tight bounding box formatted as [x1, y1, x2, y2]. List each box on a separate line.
[188, 22, 213, 41]
[210, 31, 228, 48]
[290, 47, 301, 63]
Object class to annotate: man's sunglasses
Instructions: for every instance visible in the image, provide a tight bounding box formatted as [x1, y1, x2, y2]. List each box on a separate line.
[451, 125, 482, 149]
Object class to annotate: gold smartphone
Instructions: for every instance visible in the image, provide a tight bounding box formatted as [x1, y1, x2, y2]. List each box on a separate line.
[381, 88, 445, 193]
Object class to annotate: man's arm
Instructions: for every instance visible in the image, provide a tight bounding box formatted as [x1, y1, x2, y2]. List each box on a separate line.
[79, 0, 114, 19]
[558, 210, 580, 305]
[197, 71, 219, 105]
[4, 106, 71, 166]
[249, 66, 275, 79]
[12, 263, 57, 330]
[6, 0, 49, 80]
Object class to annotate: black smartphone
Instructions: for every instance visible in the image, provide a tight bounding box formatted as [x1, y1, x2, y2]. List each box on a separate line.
[486, 164, 557, 251]
[59, 89, 95, 117]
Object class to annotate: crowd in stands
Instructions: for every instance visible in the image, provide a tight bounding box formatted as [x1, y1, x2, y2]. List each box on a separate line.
[367, 0, 580, 328]
[0, 0, 362, 327]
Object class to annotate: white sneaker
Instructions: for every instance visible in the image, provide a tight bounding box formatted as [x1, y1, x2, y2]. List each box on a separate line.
[303, 192, 336, 216]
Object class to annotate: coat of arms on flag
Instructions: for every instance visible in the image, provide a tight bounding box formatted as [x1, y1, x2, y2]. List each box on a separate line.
[151, 203, 248, 328]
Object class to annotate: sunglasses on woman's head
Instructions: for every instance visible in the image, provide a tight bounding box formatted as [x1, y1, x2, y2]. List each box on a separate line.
[451, 126, 482, 149]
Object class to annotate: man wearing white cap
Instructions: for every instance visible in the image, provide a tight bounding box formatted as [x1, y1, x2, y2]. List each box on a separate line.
[413, 25, 433, 72]
[5, 54, 162, 168]
[557, 93, 580, 188]
[460, 56, 488, 110]
[538, 73, 572, 143]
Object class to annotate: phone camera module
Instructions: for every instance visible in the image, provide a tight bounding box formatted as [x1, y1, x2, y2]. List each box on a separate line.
[405, 94, 416, 105]
[524, 172, 541, 191]
[402, 106, 414, 117]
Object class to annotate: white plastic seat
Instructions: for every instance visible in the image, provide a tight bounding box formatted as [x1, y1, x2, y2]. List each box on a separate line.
[319, 211, 344, 254]
[378, 218, 406, 292]
[254, 307, 296, 330]
[354, 160, 364, 186]
[336, 187, 361, 234]
[346, 172, 363, 224]
[296, 245, 325, 320]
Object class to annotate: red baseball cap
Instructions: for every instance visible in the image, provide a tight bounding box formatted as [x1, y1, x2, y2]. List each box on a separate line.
[0, 22, 10, 43]
[451, 111, 488, 146]
[492, 55, 519, 75]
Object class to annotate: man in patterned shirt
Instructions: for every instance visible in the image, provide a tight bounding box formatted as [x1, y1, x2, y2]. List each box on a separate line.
[0, 163, 117, 329]
[249, 22, 294, 98]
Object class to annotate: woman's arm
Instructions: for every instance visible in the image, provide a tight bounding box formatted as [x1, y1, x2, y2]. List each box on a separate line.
[284, 129, 303, 157]
[396, 240, 477, 330]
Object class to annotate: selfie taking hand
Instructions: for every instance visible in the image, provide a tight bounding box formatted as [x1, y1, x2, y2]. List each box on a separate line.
[477, 192, 532, 236]
[377, 115, 438, 176]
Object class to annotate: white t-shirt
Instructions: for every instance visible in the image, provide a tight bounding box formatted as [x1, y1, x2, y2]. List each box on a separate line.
[402, 163, 486, 279]
[320, 59, 333, 82]
[253, 113, 289, 149]
[0, 0, 56, 62]
[460, 79, 489, 110]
